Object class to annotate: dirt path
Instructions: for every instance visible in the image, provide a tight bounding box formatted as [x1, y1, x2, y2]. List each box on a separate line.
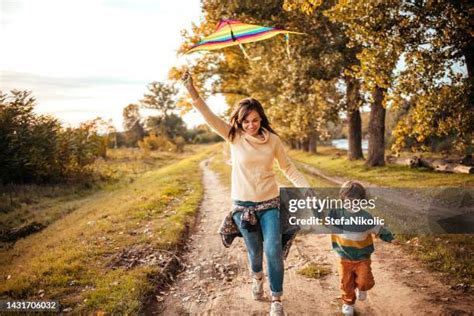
[154, 158, 472, 315]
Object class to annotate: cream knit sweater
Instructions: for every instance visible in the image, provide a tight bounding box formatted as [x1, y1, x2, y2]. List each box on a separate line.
[193, 97, 310, 202]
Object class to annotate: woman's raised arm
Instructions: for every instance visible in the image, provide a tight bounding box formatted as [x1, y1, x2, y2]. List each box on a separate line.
[182, 70, 231, 141]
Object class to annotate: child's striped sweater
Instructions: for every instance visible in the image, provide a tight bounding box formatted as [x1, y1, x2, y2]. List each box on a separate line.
[328, 208, 394, 260]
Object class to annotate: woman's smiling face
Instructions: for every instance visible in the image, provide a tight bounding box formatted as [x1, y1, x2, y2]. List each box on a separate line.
[242, 110, 262, 136]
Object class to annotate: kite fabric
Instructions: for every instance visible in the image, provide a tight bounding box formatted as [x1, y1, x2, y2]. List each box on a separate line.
[185, 19, 304, 61]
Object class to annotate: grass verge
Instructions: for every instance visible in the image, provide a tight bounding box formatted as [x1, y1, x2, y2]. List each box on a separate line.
[0, 147, 203, 242]
[0, 144, 217, 314]
[289, 146, 474, 187]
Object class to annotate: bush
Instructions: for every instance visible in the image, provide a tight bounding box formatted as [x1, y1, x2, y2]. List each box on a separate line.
[138, 133, 176, 154]
[0, 90, 107, 184]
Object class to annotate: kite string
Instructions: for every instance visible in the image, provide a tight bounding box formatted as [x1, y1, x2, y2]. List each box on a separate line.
[285, 33, 291, 59]
[238, 43, 261, 61]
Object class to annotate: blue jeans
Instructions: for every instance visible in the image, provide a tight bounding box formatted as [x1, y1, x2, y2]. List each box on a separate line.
[232, 201, 284, 297]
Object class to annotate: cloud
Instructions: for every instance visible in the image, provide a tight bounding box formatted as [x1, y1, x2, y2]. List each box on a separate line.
[1, 71, 146, 90]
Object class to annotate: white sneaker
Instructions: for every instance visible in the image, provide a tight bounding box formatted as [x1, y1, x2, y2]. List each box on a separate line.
[270, 301, 284, 316]
[251, 277, 264, 300]
[356, 288, 367, 301]
[342, 303, 354, 316]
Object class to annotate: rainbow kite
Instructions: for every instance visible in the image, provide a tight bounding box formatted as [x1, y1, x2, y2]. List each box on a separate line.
[186, 19, 304, 61]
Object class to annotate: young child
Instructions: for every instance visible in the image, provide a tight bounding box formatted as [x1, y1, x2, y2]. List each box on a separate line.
[327, 181, 400, 316]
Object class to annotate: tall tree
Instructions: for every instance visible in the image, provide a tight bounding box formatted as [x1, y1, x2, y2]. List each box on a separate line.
[390, 0, 473, 154]
[122, 104, 144, 146]
[323, 1, 404, 166]
[122, 104, 141, 131]
[140, 81, 177, 117]
[284, 0, 365, 159]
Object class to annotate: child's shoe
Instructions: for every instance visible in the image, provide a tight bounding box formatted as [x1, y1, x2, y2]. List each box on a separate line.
[342, 303, 354, 316]
[356, 288, 367, 301]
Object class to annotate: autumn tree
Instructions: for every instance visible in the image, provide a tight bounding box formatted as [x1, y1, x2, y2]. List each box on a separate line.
[283, 0, 366, 159]
[390, 1, 473, 154]
[122, 104, 145, 146]
[122, 103, 141, 131]
[140, 81, 177, 117]
[172, 0, 346, 152]
[286, 0, 473, 158]
[139, 80, 189, 143]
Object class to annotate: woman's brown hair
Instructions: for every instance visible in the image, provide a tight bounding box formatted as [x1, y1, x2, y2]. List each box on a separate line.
[227, 97, 278, 142]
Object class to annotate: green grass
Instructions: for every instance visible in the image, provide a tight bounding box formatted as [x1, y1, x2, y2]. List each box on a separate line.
[401, 234, 474, 286]
[207, 143, 232, 188]
[297, 262, 332, 279]
[289, 146, 474, 188]
[0, 147, 205, 239]
[0, 144, 218, 314]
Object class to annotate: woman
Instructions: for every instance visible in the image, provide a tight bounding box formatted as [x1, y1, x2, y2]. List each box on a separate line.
[181, 70, 309, 316]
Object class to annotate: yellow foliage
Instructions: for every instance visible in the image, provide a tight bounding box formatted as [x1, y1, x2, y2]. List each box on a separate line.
[138, 133, 176, 154]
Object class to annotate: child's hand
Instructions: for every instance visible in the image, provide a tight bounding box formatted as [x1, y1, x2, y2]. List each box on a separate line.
[391, 239, 401, 246]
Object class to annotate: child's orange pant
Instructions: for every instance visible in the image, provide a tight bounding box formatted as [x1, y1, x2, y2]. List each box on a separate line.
[338, 258, 375, 305]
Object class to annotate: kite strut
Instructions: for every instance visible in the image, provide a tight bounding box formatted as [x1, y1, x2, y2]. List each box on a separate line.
[226, 20, 261, 61]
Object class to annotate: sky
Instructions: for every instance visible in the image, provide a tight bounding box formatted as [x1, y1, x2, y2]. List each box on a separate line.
[0, 0, 225, 130]
[1, 1, 468, 132]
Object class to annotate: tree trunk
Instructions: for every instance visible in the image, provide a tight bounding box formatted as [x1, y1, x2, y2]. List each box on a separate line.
[302, 138, 310, 152]
[296, 140, 302, 150]
[345, 77, 364, 160]
[366, 86, 386, 167]
[462, 44, 474, 113]
[347, 110, 364, 160]
[464, 46, 474, 82]
[290, 139, 298, 150]
[308, 133, 317, 153]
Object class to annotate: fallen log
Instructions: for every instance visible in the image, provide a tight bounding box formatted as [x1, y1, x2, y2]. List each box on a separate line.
[434, 164, 474, 174]
[385, 156, 474, 174]
[419, 158, 474, 174]
[386, 156, 420, 168]
[0, 221, 45, 242]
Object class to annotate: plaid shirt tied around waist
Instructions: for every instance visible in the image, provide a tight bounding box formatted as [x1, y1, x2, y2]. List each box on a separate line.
[218, 196, 300, 259]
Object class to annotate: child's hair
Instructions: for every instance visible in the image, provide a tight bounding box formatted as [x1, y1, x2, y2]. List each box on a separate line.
[339, 181, 367, 200]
